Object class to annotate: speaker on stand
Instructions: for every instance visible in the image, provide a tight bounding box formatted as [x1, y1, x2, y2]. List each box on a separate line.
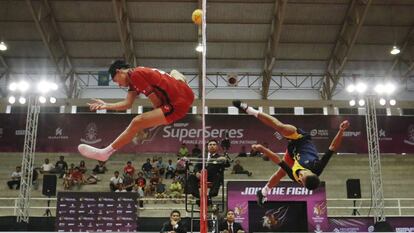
[346, 179, 361, 216]
[42, 174, 57, 217]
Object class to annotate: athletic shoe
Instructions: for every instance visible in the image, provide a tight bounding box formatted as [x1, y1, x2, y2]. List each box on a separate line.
[78, 144, 110, 162]
[256, 189, 267, 207]
[232, 100, 248, 113]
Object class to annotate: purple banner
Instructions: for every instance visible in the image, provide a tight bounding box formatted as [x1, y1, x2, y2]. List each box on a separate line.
[0, 114, 413, 153]
[226, 181, 328, 233]
[328, 217, 414, 232]
[56, 192, 138, 232]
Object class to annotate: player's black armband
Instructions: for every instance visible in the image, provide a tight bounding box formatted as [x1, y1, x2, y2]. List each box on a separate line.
[278, 161, 295, 181]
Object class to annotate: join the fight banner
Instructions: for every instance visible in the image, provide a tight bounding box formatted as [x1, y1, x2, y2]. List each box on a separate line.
[0, 114, 413, 153]
[226, 181, 328, 233]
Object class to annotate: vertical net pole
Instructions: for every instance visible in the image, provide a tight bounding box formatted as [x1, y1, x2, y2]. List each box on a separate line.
[199, 0, 208, 232]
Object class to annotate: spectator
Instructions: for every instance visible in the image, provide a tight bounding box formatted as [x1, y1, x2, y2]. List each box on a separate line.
[54, 156, 68, 178]
[142, 158, 153, 178]
[177, 143, 189, 158]
[71, 167, 85, 187]
[85, 171, 100, 184]
[40, 158, 55, 174]
[79, 160, 87, 174]
[219, 210, 245, 233]
[115, 183, 127, 192]
[165, 159, 176, 179]
[92, 161, 108, 174]
[109, 171, 123, 192]
[62, 169, 74, 190]
[7, 166, 22, 190]
[160, 210, 187, 233]
[237, 146, 248, 157]
[123, 173, 135, 192]
[145, 168, 160, 196]
[169, 177, 183, 199]
[123, 161, 136, 177]
[231, 160, 252, 176]
[135, 172, 146, 190]
[155, 157, 166, 176]
[191, 144, 201, 157]
[155, 179, 166, 199]
[69, 163, 75, 170]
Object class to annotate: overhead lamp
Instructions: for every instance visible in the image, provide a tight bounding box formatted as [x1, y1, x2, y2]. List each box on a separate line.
[49, 97, 57, 103]
[17, 81, 30, 93]
[379, 98, 386, 106]
[390, 45, 400, 55]
[384, 83, 396, 95]
[346, 84, 355, 93]
[8, 96, 16, 104]
[38, 96, 46, 104]
[349, 99, 356, 106]
[0, 41, 7, 51]
[389, 99, 396, 106]
[8, 82, 18, 92]
[19, 97, 26, 105]
[374, 84, 385, 94]
[358, 99, 365, 106]
[355, 83, 367, 93]
[195, 43, 203, 52]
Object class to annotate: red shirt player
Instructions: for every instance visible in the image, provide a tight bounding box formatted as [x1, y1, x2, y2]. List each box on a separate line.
[78, 60, 194, 161]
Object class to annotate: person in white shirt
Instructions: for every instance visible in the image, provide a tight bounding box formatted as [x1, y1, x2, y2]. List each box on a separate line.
[7, 166, 22, 190]
[109, 171, 123, 192]
[40, 158, 55, 174]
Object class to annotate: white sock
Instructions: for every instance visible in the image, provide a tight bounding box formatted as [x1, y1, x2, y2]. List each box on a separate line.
[261, 185, 270, 196]
[246, 107, 259, 118]
[103, 145, 116, 156]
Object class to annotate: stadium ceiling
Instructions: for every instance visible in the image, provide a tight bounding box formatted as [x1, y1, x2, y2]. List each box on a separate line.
[0, 0, 414, 99]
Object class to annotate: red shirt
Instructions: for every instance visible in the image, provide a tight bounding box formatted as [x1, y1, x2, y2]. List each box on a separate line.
[123, 165, 135, 176]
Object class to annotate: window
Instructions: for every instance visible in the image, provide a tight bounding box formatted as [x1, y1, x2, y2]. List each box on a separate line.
[77, 106, 95, 113]
[338, 108, 358, 115]
[375, 108, 386, 115]
[402, 109, 414, 116]
[10, 106, 27, 113]
[274, 108, 294, 115]
[40, 106, 60, 113]
[304, 108, 323, 114]
[208, 107, 228, 114]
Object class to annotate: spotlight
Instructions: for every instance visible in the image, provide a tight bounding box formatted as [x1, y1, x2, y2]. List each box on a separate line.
[19, 97, 26, 105]
[50, 83, 58, 91]
[17, 81, 30, 93]
[390, 45, 400, 55]
[8, 96, 16, 104]
[38, 96, 46, 104]
[358, 99, 365, 106]
[196, 43, 203, 52]
[374, 84, 385, 94]
[384, 83, 396, 95]
[8, 82, 17, 92]
[0, 41, 7, 51]
[37, 81, 50, 93]
[349, 99, 356, 106]
[379, 98, 386, 106]
[355, 83, 367, 93]
[389, 99, 396, 106]
[49, 97, 56, 104]
[346, 84, 355, 93]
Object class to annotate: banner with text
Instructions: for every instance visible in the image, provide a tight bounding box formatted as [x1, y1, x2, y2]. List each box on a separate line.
[328, 217, 414, 232]
[226, 181, 328, 233]
[0, 114, 413, 153]
[56, 192, 138, 232]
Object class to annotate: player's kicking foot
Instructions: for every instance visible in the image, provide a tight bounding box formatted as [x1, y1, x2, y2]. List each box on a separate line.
[78, 144, 111, 162]
[256, 189, 267, 207]
[232, 100, 248, 113]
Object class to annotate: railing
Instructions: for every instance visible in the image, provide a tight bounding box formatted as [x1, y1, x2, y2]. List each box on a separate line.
[0, 197, 413, 217]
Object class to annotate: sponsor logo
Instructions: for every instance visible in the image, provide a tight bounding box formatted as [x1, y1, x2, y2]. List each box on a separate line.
[62, 197, 77, 202]
[310, 129, 329, 139]
[162, 124, 244, 142]
[395, 227, 414, 232]
[404, 124, 414, 146]
[118, 197, 134, 202]
[313, 202, 327, 216]
[48, 127, 69, 140]
[80, 123, 102, 144]
[368, 225, 374, 232]
[15, 129, 26, 135]
[116, 210, 123, 214]
[99, 197, 115, 202]
[87, 204, 96, 208]
[343, 131, 362, 137]
[379, 129, 392, 141]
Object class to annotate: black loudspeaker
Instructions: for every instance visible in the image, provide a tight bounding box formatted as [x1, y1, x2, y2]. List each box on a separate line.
[346, 179, 361, 199]
[374, 221, 393, 232]
[42, 175, 57, 196]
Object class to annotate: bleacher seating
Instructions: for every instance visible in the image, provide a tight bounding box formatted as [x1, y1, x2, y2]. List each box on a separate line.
[1, 152, 414, 217]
